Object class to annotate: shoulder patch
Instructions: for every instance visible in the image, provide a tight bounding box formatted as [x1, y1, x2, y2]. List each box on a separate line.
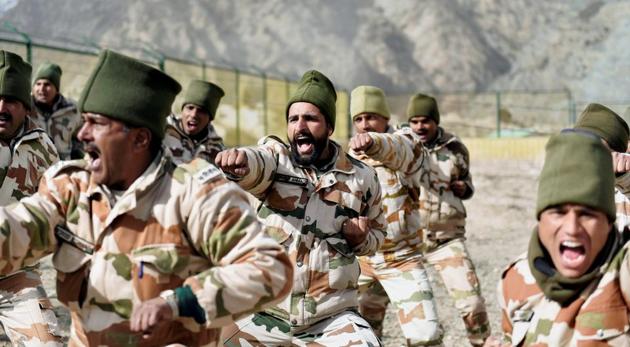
[45, 159, 88, 178]
[193, 164, 224, 184]
[260, 135, 287, 147]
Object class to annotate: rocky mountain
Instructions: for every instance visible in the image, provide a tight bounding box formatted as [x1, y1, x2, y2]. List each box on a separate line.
[0, 0, 627, 102]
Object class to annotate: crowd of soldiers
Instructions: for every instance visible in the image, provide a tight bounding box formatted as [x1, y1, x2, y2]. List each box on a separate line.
[0, 46, 629, 346]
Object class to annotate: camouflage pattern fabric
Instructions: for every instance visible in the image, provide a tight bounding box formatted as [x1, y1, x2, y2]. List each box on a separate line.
[231, 136, 386, 333]
[0, 154, 292, 346]
[417, 129, 473, 242]
[163, 114, 225, 165]
[223, 310, 381, 346]
[30, 94, 82, 160]
[499, 242, 630, 346]
[0, 116, 59, 204]
[350, 128, 444, 346]
[0, 270, 63, 346]
[615, 172, 630, 231]
[0, 116, 61, 346]
[358, 254, 443, 347]
[349, 127, 427, 261]
[424, 238, 489, 346]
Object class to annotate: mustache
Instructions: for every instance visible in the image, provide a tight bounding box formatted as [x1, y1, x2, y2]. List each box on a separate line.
[83, 143, 100, 154]
[0, 112, 12, 120]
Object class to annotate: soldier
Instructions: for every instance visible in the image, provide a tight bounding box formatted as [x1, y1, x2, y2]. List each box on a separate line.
[31, 62, 83, 159]
[0, 49, 293, 346]
[494, 131, 630, 346]
[0, 50, 61, 346]
[407, 93, 490, 346]
[218, 70, 385, 346]
[348, 85, 444, 346]
[163, 79, 225, 164]
[570, 103, 630, 232]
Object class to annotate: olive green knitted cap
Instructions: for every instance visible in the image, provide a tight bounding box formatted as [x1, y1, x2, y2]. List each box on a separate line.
[0, 50, 32, 109]
[33, 62, 62, 91]
[350, 85, 390, 120]
[78, 50, 181, 139]
[286, 70, 337, 130]
[536, 132, 615, 220]
[182, 80, 225, 120]
[574, 103, 629, 153]
[407, 93, 440, 124]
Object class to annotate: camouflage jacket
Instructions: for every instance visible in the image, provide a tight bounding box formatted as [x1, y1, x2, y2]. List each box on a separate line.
[349, 127, 428, 263]
[615, 172, 630, 231]
[30, 94, 82, 160]
[499, 243, 630, 346]
[0, 116, 59, 205]
[233, 136, 386, 327]
[163, 114, 225, 165]
[417, 128, 473, 243]
[0, 154, 293, 346]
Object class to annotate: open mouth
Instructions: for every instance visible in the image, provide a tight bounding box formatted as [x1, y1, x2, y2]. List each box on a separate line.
[295, 134, 314, 155]
[0, 112, 12, 126]
[559, 240, 586, 265]
[84, 144, 102, 171]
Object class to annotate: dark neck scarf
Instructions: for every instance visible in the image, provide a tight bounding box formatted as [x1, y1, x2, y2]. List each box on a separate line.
[528, 226, 621, 306]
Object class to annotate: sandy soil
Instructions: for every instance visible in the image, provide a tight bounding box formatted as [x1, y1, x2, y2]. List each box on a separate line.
[0, 158, 544, 347]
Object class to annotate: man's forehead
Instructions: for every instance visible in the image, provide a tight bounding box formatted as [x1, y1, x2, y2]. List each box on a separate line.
[82, 112, 111, 121]
[34, 78, 53, 85]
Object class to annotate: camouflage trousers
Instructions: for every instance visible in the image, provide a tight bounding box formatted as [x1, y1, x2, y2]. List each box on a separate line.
[424, 237, 490, 347]
[222, 310, 382, 346]
[358, 253, 444, 347]
[0, 269, 63, 346]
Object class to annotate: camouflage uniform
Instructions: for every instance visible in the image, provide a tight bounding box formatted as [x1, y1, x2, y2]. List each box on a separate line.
[417, 128, 489, 346]
[30, 94, 82, 160]
[222, 136, 386, 346]
[0, 154, 292, 346]
[499, 241, 630, 346]
[0, 116, 61, 346]
[350, 127, 444, 346]
[163, 113, 225, 165]
[615, 172, 630, 231]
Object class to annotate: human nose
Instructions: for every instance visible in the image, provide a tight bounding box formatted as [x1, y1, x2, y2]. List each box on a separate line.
[77, 122, 92, 142]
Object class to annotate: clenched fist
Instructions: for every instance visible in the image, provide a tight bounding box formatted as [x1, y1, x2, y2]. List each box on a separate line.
[612, 151, 630, 174]
[342, 216, 370, 247]
[215, 148, 250, 177]
[349, 133, 374, 152]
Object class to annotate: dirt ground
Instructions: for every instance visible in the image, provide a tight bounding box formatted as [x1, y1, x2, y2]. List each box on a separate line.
[1, 157, 544, 346]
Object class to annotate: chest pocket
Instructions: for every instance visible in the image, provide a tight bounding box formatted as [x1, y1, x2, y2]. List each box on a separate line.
[130, 243, 193, 300]
[575, 305, 630, 342]
[510, 309, 533, 346]
[265, 174, 308, 212]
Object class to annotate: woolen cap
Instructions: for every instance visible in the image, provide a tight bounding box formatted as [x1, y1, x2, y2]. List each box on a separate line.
[286, 70, 337, 130]
[0, 50, 32, 109]
[574, 103, 629, 153]
[350, 85, 390, 120]
[182, 80, 224, 120]
[407, 93, 439, 124]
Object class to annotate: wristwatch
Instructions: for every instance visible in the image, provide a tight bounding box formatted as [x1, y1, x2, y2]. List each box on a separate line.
[159, 289, 179, 317]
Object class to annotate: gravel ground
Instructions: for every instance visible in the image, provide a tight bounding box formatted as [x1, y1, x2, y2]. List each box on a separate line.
[0, 158, 544, 346]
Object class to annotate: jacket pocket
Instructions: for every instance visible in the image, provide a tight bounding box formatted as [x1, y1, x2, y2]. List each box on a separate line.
[324, 237, 360, 290]
[576, 305, 630, 342]
[130, 243, 188, 300]
[53, 243, 91, 307]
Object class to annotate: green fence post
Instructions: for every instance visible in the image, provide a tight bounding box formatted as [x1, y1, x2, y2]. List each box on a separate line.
[4, 22, 31, 63]
[566, 89, 574, 126]
[201, 61, 206, 80]
[496, 91, 501, 138]
[262, 73, 268, 135]
[142, 46, 165, 72]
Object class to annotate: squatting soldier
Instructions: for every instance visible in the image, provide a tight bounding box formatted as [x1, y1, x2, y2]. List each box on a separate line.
[348, 85, 444, 346]
[163, 79, 225, 164]
[218, 70, 386, 345]
[31, 62, 83, 159]
[407, 93, 490, 346]
[571, 103, 630, 232]
[495, 132, 630, 346]
[0, 51, 61, 345]
[0, 50, 293, 346]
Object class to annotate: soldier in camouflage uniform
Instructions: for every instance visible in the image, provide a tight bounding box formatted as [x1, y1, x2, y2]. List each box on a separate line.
[0, 50, 293, 346]
[218, 70, 386, 346]
[570, 103, 630, 232]
[407, 94, 490, 346]
[31, 62, 83, 159]
[348, 85, 444, 346]
[495, 131, 630, 346]
[164, 79, 225, 165]
[0, 50, 62, 346]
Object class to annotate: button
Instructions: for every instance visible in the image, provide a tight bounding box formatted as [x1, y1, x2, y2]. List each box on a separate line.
[305, 216, 311, 222]
[296, 261, 303, 267]
[597, 329, 604, 337]
[291, 319, 297, 325]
